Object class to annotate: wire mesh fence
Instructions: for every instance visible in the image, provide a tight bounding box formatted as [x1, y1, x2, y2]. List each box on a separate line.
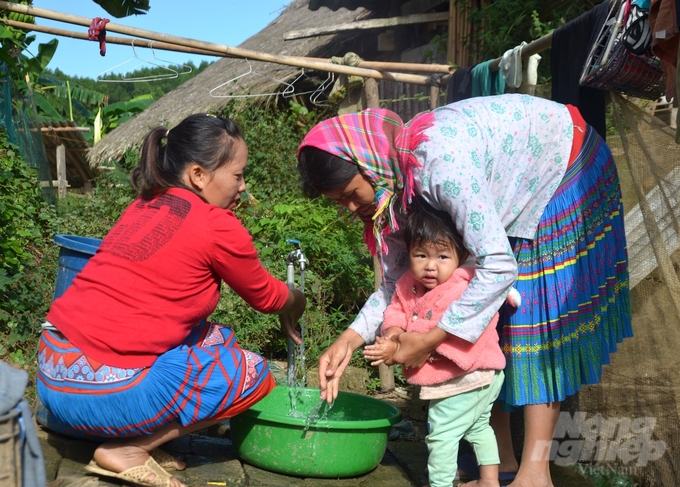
[0, 62, 55, 203]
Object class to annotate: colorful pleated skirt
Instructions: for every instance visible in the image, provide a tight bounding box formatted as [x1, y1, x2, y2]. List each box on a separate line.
[497, 125, 633, 407]
[37, 321, 275, 439]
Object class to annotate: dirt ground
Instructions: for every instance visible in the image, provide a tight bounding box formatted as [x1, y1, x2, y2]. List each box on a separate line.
[578, 251, 680, 487]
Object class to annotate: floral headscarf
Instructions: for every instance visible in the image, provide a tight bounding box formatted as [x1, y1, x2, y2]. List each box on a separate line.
[298, 108, 435, 255]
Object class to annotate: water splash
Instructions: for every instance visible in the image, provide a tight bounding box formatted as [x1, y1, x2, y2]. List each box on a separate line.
[302, 397, 335, 433]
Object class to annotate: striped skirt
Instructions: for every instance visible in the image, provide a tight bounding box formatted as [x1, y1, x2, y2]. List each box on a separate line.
[37, 321, 275, 439]
[497, 125, 633, 407]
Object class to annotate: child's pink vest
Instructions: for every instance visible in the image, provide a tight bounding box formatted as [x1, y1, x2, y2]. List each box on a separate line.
[381, 267, 506, 386]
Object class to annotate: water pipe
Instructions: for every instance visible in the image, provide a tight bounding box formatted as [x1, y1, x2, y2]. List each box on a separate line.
[285, 239, 308, 387]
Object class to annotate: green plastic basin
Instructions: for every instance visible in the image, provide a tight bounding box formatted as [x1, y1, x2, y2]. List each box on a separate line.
[230, 386, 402, 478]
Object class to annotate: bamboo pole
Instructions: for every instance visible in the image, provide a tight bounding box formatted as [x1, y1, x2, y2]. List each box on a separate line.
[2, 16, 452, 74]
[1, 18, 225, 57]
[0, 1, 440, 84]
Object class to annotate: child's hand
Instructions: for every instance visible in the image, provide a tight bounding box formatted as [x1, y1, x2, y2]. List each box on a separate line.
[363, 335, 398, 366]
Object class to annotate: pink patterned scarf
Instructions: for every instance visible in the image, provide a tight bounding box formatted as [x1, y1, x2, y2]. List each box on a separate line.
[298, 108, 435, 255]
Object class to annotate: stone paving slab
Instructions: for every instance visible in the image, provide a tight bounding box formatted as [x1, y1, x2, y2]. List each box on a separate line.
[38, 409, 596, 487]
[39, 419, 418, 487]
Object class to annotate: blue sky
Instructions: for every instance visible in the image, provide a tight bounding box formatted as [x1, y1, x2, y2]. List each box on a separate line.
[29, 0, 293, 79]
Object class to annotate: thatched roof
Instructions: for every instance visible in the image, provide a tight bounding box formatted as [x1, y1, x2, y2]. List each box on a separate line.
[88, 0, 368, 166]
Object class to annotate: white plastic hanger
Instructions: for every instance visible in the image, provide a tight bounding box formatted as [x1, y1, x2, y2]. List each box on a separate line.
[96, 40, 190, 83]
[209, 59, 296, 99]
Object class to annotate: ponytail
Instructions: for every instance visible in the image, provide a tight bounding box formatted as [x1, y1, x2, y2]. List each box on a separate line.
[130, 127, 171, 200]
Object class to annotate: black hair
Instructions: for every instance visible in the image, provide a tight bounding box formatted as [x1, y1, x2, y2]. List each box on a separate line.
[131, 113, 242, 200]
[297, 146, 360, 198]
[404, 195, 469, 262]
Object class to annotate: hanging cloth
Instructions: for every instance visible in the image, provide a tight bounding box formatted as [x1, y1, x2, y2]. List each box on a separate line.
[470, 60, 505, 97]
[551, 0, 609, 138]
[500, 42, 528, 89]
[649, 0, 679, 100]
[328, 52, 366, 112]
[88, 17, 110, 56]
[446, 66, 474, 103]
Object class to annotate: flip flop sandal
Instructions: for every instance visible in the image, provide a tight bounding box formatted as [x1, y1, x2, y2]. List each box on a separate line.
[499, 471, 518, 484]
[150, 448, 185, 471]
[84, 456, 174, 487]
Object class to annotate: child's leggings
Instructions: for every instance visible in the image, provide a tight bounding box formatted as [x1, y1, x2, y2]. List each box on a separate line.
[426, 370, 504, 487]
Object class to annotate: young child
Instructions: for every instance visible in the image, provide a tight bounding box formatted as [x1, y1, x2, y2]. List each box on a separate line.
[364, 196, 519, 487]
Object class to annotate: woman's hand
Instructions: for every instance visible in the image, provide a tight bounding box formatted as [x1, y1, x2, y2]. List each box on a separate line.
[278, 288, 305, 345]
[318, 329, 365, 403]
[386, 326, 448, 369]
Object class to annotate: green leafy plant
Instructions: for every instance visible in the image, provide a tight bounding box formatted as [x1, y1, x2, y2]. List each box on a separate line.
[0, 135, 56, 379]
[424, 32, 448, 64]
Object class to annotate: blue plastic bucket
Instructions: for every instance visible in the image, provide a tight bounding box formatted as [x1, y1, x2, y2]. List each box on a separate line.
[53, 234, 102, 300]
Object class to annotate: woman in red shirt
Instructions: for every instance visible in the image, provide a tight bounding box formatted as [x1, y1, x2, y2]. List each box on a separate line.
[37, 113, 305, 487]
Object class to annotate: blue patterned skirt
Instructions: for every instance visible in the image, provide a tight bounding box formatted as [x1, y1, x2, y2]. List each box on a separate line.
[497, 125, 633, 407]
[37, 321, 275, 439]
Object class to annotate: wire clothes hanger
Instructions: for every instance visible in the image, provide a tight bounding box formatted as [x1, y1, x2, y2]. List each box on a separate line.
[146, 41, 193, 76]
[309, 72, 335, 107]
[96, 39, 192, 83]
[209, 58, 296, 98]
[282, 69, 335, 103]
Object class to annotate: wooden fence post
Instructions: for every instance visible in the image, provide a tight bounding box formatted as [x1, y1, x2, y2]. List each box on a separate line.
[56, 142, 67, 198]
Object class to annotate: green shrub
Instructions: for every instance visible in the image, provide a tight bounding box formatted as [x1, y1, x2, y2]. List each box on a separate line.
[52, 169, 136, 238]
[0, 137, 55, 373]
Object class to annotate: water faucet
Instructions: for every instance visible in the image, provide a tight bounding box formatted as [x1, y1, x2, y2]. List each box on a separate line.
[285, 239, 308, 387]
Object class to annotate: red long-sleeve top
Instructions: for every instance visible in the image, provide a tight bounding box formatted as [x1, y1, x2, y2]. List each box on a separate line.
[47, 188, 289, 368]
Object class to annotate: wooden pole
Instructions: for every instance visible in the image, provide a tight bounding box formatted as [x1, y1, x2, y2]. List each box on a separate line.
[430, 85, 439, 110]
[56, 143, 67, 198]
[447, 0, 456, 66]
[487, 32, 553, 72]
[0, 1, 437, 85]
[363, 77, 395, 393]
[3, 18, 453, 74]
[41, 126, 90, 132]
[284, 11, 449, 40]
